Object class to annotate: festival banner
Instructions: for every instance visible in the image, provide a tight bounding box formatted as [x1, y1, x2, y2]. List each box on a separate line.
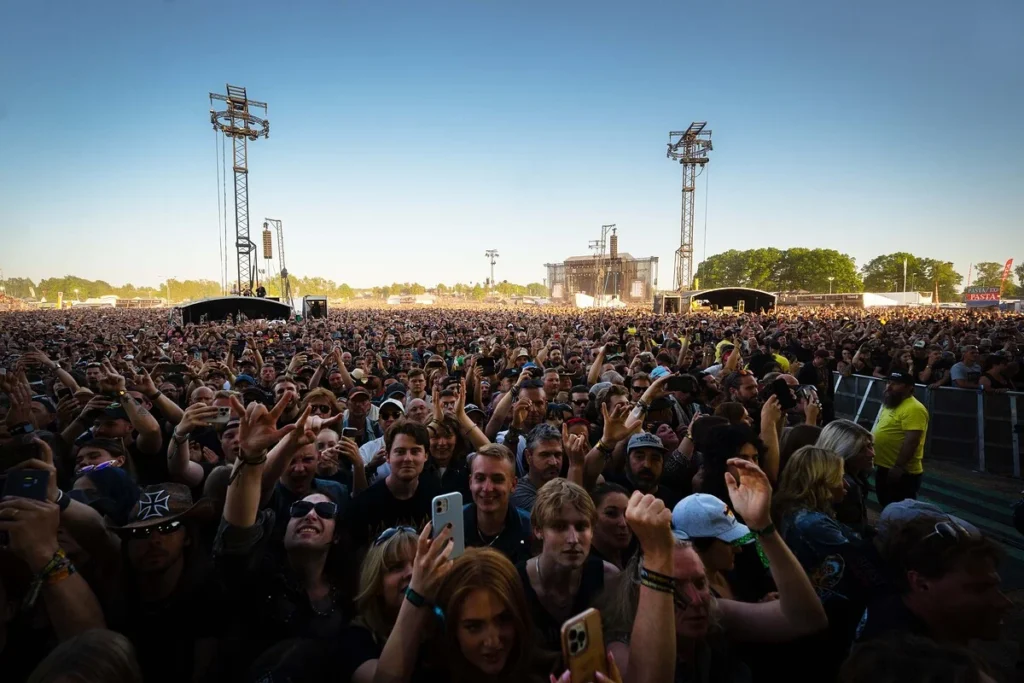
[1000, 259, 1014, 293]
[963, 286, 1000, 307]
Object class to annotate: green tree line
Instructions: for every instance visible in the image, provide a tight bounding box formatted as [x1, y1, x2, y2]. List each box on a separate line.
[2, 274, 549, 303]
[694, 249, 1020, 300]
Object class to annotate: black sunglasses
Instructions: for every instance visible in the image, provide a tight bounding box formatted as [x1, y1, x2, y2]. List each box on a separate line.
[380, 411, 402, 420]
[122, 520, 183, 540]
[572, 399, 589, 406]
[308, 404, 333, 415]
[289, 500, 338, 519]
[374, 526, 416, 546]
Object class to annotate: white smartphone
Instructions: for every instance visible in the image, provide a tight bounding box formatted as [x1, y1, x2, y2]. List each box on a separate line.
[210, 405, 232, 426]
[431, 491, 465, 559]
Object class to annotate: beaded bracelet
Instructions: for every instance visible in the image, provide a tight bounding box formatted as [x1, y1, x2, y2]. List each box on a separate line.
[640, 577, 675, 594]
[23, 549, 77, 610]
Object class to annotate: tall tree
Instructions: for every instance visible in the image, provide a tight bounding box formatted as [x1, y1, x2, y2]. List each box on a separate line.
[972, 262, 1005, 289]
[695, 248, 859, 293]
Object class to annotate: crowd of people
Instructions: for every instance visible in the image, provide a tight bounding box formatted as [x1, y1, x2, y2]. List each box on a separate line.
[0, 303, 1020, 683]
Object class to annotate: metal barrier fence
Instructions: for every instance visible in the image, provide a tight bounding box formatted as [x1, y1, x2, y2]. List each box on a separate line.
[832, 372, 1023, 477]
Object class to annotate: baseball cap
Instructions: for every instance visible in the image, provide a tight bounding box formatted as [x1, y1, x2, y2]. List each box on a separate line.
[814, 349, 831, 359]
[464, 404, 486, 417]
[234, 374, 257, 387]
[523, 362, 540, 371]
[514, 348, 530, 359]
[650, 366, 670, 380]
[875, 499, 978, 545]
[384, 383, 408, 399]
[351, 368, 367, 381]
[913, 340, 926, 349]
[379, 398, 406, 415]
[887, 371, 916, 386]
[671, 493, 752, 544]
[626, 432, 666, 453]
[347, 385, 371, 400]
[102, 403, 130, 421]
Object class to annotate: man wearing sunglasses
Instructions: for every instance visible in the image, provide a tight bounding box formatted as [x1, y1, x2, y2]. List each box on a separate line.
[108, 483, 222, 683]
[569, 385, 590, 418]
[216, 394, 348, 664]
[860, 515, 1011, 648]
[358, 398, 406, 483]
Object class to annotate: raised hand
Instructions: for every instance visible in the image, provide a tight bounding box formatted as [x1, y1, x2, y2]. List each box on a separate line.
[760, 394, 782, 426]
[0, 496, 60, 572]
[600, 402, 642, 446]
[724, 458, 772, 530]
[24, 350, 57, 370]
[804, 400, 821, 425]
[228, 391, 297, 459]
[409, 522, 455, 602]
[625, 491, 673, 560]
[3, 372, 34, 427]
[510, 396, 532, 430]
[562, 424, 589, 468]
[176, 403, 221, 437]
[97, 360, 127, 393]
[338, 436, 363, 467]
[134, 367, 158, 397]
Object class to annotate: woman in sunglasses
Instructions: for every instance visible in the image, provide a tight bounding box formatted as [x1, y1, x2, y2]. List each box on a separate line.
[299, 388, 342, 421]
[340, 526, 418, 683]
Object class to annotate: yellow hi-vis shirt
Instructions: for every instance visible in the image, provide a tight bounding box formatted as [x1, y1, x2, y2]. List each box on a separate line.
[872, 395, 929, 474]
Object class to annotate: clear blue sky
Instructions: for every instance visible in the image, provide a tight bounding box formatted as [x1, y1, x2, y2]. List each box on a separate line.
[1, 0, 1021, 290]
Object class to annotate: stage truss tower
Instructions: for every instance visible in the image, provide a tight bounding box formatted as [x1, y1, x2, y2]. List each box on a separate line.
[210, 84, 270, 295]
[263, 218, 292, 309]
[666, 122, 712, 291]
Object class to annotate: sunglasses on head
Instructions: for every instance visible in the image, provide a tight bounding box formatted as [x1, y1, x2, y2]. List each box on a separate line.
[122, 520, 182, 540]
[921, 520, 971, 544]
[76, 460, 118, 475]
[289, 500, 338, 519]
[374, 526, 417, 546]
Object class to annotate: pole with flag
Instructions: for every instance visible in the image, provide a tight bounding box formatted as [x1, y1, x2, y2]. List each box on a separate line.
[967, 263, 973, 287]
[999, 259, 1014, 295]
[903, 258, 908, 294]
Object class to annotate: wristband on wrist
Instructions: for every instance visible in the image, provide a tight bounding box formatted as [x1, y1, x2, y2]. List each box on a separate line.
[23, 549, 76, 609]
[146, 391, 162, 401]
[749, 522, 776, 537]
[596, 439, 614, 456]
[10, 422, 35, 437]
[55, 489, 71, 512]
[635, 399, 650, 412]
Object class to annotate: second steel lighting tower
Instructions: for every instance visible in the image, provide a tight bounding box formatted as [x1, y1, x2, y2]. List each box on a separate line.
[485, 249, 499, 290]
[210, 84, 270, 295]
[666, 122, 712, 291]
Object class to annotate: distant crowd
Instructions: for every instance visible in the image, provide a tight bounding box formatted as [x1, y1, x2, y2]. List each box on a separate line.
[0, 304, 1020, 683]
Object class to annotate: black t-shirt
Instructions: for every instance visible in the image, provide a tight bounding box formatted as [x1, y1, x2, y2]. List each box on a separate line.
[108, 572, 226, 683]
[516, 554, 606, 672]
[336, 624, 383, 682]
[347, 477, 438, 549]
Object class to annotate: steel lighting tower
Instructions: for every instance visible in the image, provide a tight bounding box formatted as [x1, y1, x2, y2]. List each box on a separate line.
[210, 84, 270, 295]
[666, 122, 712, 291]
[263, 218, 292, 308]
[485, 249, 499, 290]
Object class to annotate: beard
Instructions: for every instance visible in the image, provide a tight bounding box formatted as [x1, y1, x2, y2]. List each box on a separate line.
[882, 390, 906, 408]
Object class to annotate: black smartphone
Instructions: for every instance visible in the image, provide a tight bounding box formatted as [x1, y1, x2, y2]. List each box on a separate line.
[666, 375, 697, 394]
[2, 469, 50, 501]
[342, 428, 359, 439]
[479, 357, 496, 374]
[233, 339, 247, 358]
[605, 343, 618, 354]
[771, 378, 798, 411]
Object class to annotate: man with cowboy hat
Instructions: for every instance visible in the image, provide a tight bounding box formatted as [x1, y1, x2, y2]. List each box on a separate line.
[106, 483, 222, 683]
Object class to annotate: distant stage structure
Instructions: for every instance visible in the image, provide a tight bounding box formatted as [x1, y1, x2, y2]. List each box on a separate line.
[545, 226, 658, 307]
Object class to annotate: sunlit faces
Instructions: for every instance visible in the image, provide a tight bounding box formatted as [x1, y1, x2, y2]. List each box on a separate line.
[535, 504, 592, 570]
[525, 439, 563, 485]
[388, 433, 428, 482]
[593, 492, 632, 553]
[455, 588, 517, 676]
[469, 455, 516, 515]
